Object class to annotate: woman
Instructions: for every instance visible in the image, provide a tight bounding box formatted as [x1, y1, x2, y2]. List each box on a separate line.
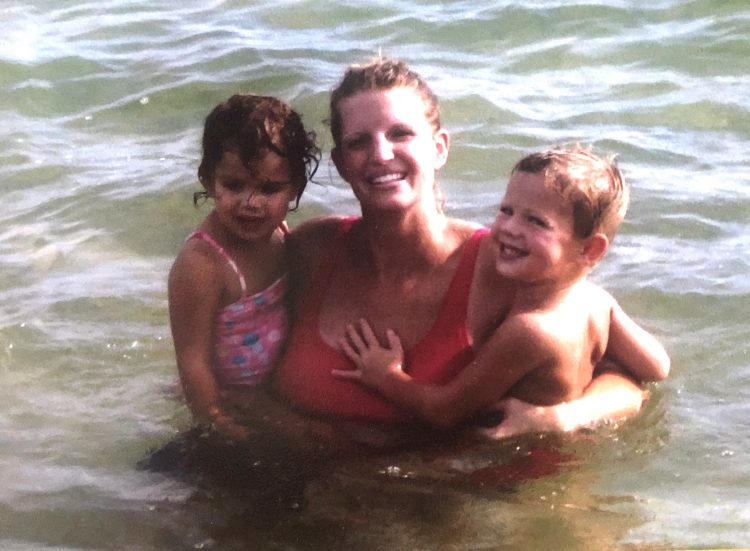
[272, 57, 645, 447]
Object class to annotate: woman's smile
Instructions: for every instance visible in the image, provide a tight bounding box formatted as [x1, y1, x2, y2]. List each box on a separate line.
[369, 172, 407, 186]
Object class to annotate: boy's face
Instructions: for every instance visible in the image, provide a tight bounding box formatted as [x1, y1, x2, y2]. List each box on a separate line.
[490, 171, 586, 285]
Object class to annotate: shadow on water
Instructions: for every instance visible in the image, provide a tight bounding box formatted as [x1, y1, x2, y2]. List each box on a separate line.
[137, 403, 666, 551]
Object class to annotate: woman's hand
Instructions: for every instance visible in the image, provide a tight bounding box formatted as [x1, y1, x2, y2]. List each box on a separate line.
[477, 372, 647, 439]
[476, 397, 567, 439]
[333, 319, 406, 389]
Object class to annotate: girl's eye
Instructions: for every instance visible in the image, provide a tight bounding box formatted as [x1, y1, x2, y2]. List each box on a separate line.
[259, 182, 287, 195]
[499, 206, 512, 216]
[221, 180, 244, 192]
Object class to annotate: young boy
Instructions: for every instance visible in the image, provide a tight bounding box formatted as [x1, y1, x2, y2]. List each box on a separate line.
[332, 145, 670, 431]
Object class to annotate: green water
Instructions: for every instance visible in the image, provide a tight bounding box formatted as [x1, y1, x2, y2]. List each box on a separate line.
[0, 1, 748, 549]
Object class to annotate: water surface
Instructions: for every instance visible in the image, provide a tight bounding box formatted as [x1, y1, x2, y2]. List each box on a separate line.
[1, 1, 749, 549]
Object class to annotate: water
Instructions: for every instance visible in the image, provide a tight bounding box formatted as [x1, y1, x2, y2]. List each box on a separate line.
[1, 1, 748, 549]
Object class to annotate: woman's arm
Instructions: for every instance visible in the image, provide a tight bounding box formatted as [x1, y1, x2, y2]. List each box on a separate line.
[168, 248, 249, 441]
[605, 297, 670, 382]
[478, 370, 646, 439]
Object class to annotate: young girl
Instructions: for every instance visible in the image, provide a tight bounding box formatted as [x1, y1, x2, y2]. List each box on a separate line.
[169, 94, 319, 441]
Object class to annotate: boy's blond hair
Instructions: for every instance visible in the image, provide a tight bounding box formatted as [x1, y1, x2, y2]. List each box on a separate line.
[512, 145, 629, 241]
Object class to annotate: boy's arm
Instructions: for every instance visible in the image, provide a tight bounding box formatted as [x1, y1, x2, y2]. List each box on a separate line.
[335, 318, 551, 430]
[605, 297, 670, 382]
[479, 369, 645, 438]
[168, 250, 249, 441]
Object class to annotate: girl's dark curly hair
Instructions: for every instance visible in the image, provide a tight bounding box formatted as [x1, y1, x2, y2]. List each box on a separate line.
[197, 94, 320, 209]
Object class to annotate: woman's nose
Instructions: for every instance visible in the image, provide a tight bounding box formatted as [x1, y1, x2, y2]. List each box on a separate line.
[372, 134, 395, 161]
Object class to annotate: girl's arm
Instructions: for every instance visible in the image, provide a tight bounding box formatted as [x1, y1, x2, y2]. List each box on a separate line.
[605, 297, 670, 383]
[335, 318, 550, 430]
[168, 248, 249, 441]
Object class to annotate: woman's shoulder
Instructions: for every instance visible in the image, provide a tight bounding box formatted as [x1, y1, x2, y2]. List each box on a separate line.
[446, 217, 488, 246]
[290, 214, 353, 240]
[288, 215, 354, 254]
[287, 215, 355, 278]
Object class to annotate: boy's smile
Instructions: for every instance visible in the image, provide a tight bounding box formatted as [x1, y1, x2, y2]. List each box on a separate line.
[490, 171, 582, 285]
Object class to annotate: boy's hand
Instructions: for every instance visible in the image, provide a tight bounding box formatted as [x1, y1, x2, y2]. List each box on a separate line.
[333, 319, 405, 389]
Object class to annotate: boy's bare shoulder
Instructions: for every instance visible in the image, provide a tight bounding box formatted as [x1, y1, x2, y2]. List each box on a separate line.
[502, 309, 569, 359]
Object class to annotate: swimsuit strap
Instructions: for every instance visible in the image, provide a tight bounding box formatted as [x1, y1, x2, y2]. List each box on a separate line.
[409, 226, 489, 349]
[187, 231, 247, 296]
[439, 227, 489, 317]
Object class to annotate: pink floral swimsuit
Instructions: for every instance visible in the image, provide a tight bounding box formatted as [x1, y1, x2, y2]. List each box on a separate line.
[188, 231, 288, 388]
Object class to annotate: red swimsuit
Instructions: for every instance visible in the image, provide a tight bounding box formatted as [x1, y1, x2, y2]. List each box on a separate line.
[274, 218, 489, 424]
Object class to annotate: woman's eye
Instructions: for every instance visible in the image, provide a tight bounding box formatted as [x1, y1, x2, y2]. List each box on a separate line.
[499, 206, 512, 216]
[343, 135, 368, 150]
[389, 126, 414, 140]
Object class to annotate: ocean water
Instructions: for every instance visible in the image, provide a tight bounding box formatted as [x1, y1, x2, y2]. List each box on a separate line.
[1, 1, 749, 549]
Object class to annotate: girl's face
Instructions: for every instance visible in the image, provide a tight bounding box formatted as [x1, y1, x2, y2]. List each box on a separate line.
[331, 87, 448, 213]
[490, 171, 585, 285]
[209, 148, 297, 243]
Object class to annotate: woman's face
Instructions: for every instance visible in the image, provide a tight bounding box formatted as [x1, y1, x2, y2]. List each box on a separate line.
[331, 87, 448, 213]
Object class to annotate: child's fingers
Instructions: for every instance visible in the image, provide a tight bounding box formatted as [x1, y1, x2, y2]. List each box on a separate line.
[345, 323, 368, 352]
[386, 329, 403, 355]
[331, 368, 361, 380]
[358, 319, 378, 345]
[339, 338, 361, 364]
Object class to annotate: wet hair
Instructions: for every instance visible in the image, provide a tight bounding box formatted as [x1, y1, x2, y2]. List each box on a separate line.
[197, 94, 320, 209]
[512, 145, 629, 241]
[329, 57, 442, 148]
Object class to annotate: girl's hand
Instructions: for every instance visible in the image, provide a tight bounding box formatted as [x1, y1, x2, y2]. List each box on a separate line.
[206, 406, 252, 442]
[333, 319, 405, 389]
